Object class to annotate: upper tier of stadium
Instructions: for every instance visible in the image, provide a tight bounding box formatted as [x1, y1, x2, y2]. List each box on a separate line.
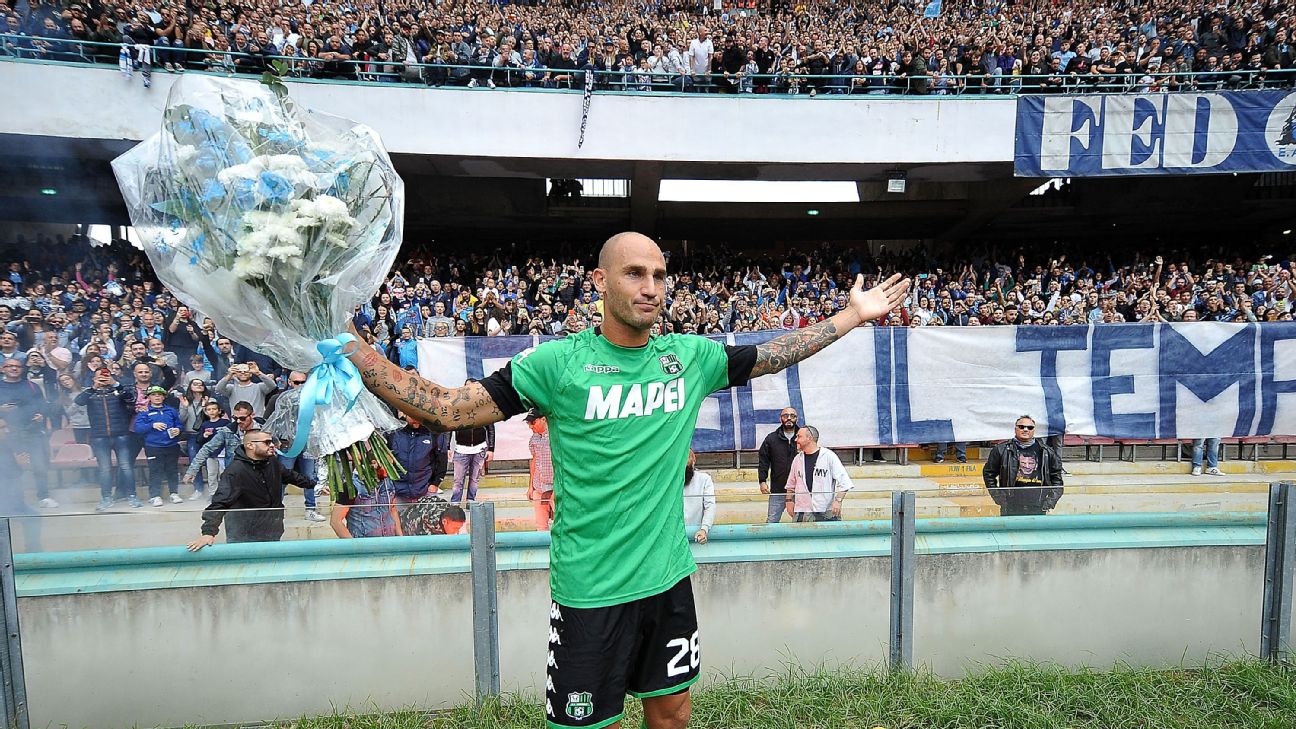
[3, 0, 1292, 93]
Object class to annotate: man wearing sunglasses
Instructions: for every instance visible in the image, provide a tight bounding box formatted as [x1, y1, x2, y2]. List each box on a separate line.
[182, 401, 260, 486]
[186, 428, 314, 550]
[267, 372, 327, 522]
[982, 415, 1064, 517]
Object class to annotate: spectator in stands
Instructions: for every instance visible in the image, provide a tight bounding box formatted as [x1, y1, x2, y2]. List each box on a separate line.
[192, 400, 230, 494]
[146, 336, 177, 370]
[217, 362, 276, 418]
[390, 325, 419, 369]
[182, 401, 258, 485]
[267, 371, 326, 522]
[55, 370, 88, 443]
[398, 494, 467, 536]
[449, 379, 494, 505]
[132, 385, 183, 506]
[785, 425, 853, 523]
[180, 353, 211, 385]
[177, 378, 222, 499]
[682, 449, 716, 543]
[0, 358, 55, 507]
[982, 415, 1064, 517]
[758, 406, 800, 523]
[0, 331, 24, 364]
[1191, 437, 1222, 477]
[526, 410, 554, 531]
[199, 334, 236, 381]
[187, 429, 314, 550]
[330, 468, 402, 538]
[77, 366, 138, 507]
[388, 410, 445, 504]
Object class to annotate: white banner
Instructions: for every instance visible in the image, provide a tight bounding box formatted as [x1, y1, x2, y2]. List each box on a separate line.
[417, 323, 1296, 458]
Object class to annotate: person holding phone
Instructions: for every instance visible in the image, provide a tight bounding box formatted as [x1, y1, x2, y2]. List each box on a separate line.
[132, 385, 184, 506]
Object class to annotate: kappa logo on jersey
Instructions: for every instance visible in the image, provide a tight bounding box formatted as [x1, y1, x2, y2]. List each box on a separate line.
[583, 364, 621, 374]
[566, 691, 594, 721]
[584, 379, 686, 420]
[658, 353, 683, 375]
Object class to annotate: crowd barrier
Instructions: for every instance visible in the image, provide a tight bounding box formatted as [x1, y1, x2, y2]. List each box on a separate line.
[0, 491, 1290, 727]
[4, 34, 1293, 97]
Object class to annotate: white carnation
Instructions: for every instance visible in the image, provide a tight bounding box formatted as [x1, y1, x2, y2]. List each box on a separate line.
[231, 254, 272, 279]
[312, 195, 351, 221]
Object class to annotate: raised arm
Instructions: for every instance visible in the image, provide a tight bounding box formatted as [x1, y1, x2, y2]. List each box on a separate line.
[750, 273, 909, 379]
[347, 334, 507, 431]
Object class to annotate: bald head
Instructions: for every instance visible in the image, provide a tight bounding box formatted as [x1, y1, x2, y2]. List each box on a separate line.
[598, 231, 661, 272]
[592, 231, 667, 345]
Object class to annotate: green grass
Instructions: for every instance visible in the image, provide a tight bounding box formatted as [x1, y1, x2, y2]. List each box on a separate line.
[278, 660, 1296, 729]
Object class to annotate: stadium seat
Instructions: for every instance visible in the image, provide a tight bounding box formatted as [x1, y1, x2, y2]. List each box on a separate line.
[1274, 436, 1296, 460]
[50, 429, 75, 448]
[1080, 436, 1117, 462]
[1118, 438, 1180, 462]
[51, 443, 95, 488]
[1223, 436, 1271, 462]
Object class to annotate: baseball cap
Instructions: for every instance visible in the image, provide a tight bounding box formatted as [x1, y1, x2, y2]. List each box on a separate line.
[525, 409, 543, 423]
[146, 386, 168, 396]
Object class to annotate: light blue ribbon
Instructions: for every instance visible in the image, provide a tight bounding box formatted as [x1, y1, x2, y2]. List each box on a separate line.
[279, 333, 363, 459]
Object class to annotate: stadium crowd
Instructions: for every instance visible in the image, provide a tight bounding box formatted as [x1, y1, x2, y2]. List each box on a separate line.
[1, 0, 1293, 93]
[0, 229, 1291, 512]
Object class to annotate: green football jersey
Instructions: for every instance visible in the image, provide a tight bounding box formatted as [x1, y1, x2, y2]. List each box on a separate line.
[507, 327, 746, 608]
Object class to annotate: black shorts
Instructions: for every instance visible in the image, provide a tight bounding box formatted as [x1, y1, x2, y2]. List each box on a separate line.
[545, 577, 700, 729]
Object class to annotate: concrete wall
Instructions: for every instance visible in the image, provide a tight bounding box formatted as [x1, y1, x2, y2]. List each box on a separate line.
[0, 61, 1016, 166]
[914, 546, 1263, 674]
[17, 544, 1263, 728]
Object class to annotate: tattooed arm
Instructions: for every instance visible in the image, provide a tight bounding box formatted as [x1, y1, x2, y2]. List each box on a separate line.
[751, 273, 911, 379]
[347, 338, 506, 432]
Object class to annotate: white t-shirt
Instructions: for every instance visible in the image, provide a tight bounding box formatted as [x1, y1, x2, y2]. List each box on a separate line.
[687, 37, 714, 73]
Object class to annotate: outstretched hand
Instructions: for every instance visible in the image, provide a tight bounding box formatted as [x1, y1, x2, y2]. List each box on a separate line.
[849, 273, 911, 324]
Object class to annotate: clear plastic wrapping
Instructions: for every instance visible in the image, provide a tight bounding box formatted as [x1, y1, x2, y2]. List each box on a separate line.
[111, 75, 403, 459]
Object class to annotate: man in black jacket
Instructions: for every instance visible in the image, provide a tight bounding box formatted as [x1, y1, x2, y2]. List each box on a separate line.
[186, 429, 314, 549]
[758, 407, 801, 523]
[76, 367, 140, 509]
[982, 415, 1064, 516]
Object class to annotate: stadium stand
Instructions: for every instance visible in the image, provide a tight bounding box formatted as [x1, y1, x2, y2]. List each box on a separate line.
[1, 0, 1292, 93]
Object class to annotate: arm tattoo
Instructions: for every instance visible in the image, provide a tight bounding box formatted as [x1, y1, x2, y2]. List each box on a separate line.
[350, 345, 504, 431]
[751, 317, 843, 379]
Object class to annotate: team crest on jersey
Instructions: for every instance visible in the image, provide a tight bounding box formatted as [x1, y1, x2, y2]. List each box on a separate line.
[659, 353, 683, 375]
[566, 691, 594, 720]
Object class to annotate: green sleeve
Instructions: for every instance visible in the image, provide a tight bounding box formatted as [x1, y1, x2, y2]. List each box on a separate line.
[508, 339, 567, 415]
[690, 335, 734, 395]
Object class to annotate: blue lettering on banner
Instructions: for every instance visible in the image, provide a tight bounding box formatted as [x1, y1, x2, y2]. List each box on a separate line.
[462, 335, 534, 381]
[1015, 326, 1090, 435]
[730, 330, 804, 450]
[873, 327, 894, 445]
[1258, 325, 1296, 435]
[1015, 90, 1296, 177]
[1090, 326, 1156, 439]
[420, 323, 1296, 452]
[891, 328, 954, 444]
[1156, 325, 1256, 438]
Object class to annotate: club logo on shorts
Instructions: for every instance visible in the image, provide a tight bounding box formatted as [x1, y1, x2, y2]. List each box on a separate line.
[659, 353, 682, 375]
[566, 691, 594, 720]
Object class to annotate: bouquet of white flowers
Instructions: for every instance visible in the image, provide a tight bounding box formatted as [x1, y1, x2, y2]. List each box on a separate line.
[111, 74, 405, 500]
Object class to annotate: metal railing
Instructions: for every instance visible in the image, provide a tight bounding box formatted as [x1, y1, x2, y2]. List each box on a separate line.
[0, 494, 1289, 724]
[4, 33, 1294, 97]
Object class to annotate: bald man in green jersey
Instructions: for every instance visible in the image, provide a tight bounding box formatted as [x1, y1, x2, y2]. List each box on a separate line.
[349, 232, 910, 729]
